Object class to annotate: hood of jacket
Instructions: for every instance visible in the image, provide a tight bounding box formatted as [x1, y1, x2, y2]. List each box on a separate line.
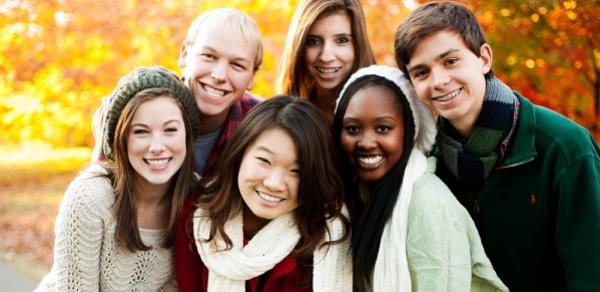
[335, 64, 437, 155]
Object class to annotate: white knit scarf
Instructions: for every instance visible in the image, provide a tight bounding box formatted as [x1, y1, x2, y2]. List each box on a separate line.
[193, 207, 352, 292]
[372, 149, 428, 292]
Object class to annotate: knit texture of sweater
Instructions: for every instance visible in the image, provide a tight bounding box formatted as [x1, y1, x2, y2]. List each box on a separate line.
[35, 165, 177, 292]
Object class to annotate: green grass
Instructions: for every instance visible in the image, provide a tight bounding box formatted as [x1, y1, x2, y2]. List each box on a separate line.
[0, 145, 92, 183]
[0, 145, 91, 211]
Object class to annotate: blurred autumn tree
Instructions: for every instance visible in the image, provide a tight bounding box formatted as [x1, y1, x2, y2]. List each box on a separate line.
[0, 0, 598, 148]
[468, 0, 600, 137]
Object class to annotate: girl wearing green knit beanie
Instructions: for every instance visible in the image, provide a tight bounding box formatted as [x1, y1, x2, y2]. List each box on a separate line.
[36, 66, 200, 291]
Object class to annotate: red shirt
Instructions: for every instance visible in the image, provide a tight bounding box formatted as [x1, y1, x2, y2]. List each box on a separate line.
[174, 194, 312, 292]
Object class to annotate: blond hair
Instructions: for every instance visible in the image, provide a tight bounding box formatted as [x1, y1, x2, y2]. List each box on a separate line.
[183, 8, 263, 71]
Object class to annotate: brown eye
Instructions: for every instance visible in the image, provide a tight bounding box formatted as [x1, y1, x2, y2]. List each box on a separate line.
[336, 35, 351, 44]
[376, 125, 392, 134]
[132, 128, 148, 135]
[412, 69, 428, 80]
[343, 124, 360, 135]
[305, 37, 321, 47]
[446, 58, 459, 65]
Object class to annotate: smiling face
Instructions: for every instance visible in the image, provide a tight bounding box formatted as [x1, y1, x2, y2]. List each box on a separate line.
[127, 96, 187, 189]
[303, 10, 355, 99]
[237, 127, 300, 222]
[340, 85, 405, 182]
[178, 26, 257, 131]
[407, 30, 492, 136]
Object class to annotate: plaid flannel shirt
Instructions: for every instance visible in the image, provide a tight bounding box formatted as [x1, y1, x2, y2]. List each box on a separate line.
[201, 92, 262, 176]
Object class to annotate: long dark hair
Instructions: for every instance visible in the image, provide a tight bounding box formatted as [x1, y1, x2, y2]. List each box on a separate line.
[332, 75, 416, 290]
[194, 95, 349, 258]
[110, 88, 197, 252]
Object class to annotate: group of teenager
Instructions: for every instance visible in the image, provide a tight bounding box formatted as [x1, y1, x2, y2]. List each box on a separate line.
[35, 1, 600, 291]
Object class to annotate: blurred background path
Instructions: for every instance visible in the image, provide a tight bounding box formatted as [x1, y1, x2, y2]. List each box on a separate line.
[0, 259, 36, 292]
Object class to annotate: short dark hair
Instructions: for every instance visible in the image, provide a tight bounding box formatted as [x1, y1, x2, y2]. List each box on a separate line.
[394, 1, 493, 79]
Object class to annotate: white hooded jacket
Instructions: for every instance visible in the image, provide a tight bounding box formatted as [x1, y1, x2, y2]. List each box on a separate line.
[336, 65, 508, 292]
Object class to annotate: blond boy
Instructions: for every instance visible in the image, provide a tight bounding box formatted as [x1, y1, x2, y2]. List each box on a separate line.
[93, 8, 263, 175]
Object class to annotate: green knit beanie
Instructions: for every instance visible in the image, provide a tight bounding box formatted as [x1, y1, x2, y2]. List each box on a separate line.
[102, 66, 201, 160]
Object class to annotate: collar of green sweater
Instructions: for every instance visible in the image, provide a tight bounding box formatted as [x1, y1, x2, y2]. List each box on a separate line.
[499, 92, 537, 168]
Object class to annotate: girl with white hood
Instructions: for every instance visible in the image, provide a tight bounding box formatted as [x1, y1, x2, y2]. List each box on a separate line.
[332, 65, 508, 292]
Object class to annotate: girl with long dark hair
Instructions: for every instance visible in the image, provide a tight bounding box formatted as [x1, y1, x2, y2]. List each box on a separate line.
[333, 65, 507, 292]
[175, 96, 351, 292]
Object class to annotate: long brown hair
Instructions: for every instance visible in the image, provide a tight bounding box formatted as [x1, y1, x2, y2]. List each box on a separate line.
[109, 88, 197, 252]
[276, 0, 375, 100]
[194, 95, 348, 258]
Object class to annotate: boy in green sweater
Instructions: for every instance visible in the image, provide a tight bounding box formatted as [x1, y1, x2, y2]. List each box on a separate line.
[394, 2, 600, 291]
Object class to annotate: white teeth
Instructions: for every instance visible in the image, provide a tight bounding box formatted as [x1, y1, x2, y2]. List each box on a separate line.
[257, 191, 283, 203]
[358, 155, 383, 165]
[435, 89, 460, 102]
[316, 67, 340, 74]
[146, 158, 169, 168]
[203, 84, 225, 97]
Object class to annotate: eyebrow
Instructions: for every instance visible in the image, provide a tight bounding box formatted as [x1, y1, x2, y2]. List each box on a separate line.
[256, 145, 299, 163]
[436, 48, 460, 61]
[256, 145, 274, 154]
[131, 119, 181, 128]
[376, 116, 399, 122]
[407, 48, 460, 73]
[306, 33, 352, 38]
[199, 45, 253, 65]
[343, 115, 398, 122]
[163, 119, 182, 126]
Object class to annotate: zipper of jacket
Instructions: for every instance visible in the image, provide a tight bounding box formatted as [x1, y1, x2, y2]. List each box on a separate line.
[495, 157, 535, 170]
[474, 158, 533, 214]
[473, 179, 490, 214]
[473, 157, 535, 214]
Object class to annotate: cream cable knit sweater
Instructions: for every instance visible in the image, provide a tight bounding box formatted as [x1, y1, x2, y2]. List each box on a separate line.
[35, 165, 176, 292]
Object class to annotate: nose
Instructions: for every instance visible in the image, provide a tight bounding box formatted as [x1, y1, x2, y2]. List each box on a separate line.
[263, 169, 286, 192]
[318, 41, 335, 63]
[357, 131, 376, 150]
[431, 67, 451, 90]
[149, 133, 166, 155]
[210, 60, 227, 82]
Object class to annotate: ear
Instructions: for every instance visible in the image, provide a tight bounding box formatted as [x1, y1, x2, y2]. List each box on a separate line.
[177, 44, 188, 69]
[246, 72, 256, 91]
[479, 43, 493, 74]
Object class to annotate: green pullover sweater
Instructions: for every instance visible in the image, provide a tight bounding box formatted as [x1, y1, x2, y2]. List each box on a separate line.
[437, 93, 600, 291]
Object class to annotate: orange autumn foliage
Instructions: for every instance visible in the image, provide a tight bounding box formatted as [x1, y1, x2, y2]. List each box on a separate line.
[1, 0, 598, 147]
